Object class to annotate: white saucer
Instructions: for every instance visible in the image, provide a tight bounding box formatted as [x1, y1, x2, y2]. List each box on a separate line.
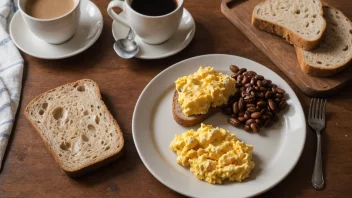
[112, 8, 195, 59]
[10, 0, 103, 59]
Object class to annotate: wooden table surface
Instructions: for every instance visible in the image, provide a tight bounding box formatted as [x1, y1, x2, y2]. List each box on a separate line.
[1, 0, 351, 197]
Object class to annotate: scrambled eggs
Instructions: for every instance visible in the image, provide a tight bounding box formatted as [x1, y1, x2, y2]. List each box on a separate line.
[175, 67, 236, 116]
[170, 124, 255, 184]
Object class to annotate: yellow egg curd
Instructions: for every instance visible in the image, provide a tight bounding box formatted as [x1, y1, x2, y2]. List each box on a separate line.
[175, 67, 236, 116]
[170, 124, 255, 184]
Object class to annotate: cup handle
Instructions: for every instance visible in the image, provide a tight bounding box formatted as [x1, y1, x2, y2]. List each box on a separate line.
[107, 0, 130, 27]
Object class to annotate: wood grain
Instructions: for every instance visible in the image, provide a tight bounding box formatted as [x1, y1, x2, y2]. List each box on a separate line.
[0, 0, 351, 197]
[221, 0, 352, 97]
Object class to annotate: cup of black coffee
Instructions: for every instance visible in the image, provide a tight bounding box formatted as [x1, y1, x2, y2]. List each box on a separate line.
[107, 0, 183, 45]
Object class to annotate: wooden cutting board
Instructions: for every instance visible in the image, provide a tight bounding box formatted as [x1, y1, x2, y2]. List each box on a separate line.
[221, 0, 352, 97]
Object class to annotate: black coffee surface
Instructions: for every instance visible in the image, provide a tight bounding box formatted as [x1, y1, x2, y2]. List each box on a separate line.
[131, 0, 177, 16]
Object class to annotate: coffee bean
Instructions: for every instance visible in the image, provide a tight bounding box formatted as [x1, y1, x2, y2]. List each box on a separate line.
[257, 80, 263, 87]
[261, 115, 270, 120]
[244, 112, 250, 120]
[247, 71, 257, 76]
[276, 87, 285, 94]
[228, 117, 241, 127]
[265, 91, 272, 99]
[235, 82, 242, 88]
[241, 91, 246, 97]
[264, 119, 274, 128]
[251, 112, 262, 119]
[254, 86, 260, 91]
[243, 125, 251, 132]
[267, 83, 277, 88]
[246, 104, 255, 108]
[239, 68, 247, 74]
[255, 107, 261, 112]
[230, 65, 239, 73]
[265, 111, 273, 116]
[262, 80, 272, 86]
[237, 75, 243, 82]
[250, 78, 256, 85]
[260, 87, 267, 92]
[242, 76, 249, 84]
[275, 98, 281, 103]
[250, 91, 255, 97]
[276, 93, 283, 98]
[238, 112, 245, 117]
[244, 83, 251, 88]
[232, 102, 239, 114]
[255, 75, 264, 80]
[247, 107, 256, 112]
[223, 107, 233, 115]
[238, 98, 245, 111]
[231, 74, 238, 79]
[272, 87, 277, 93]
[250, 123, 260, 133]
[257, 101, 266, 108]
[242, 71, 249, 76]
[238, 117, 246, 122]
[245, 119, 255, 125]
[279, 101, 288, 110]
[268, 99, 279, 113]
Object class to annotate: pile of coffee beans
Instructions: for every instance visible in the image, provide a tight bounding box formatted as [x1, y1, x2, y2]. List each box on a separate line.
[223, 65, 288, 133]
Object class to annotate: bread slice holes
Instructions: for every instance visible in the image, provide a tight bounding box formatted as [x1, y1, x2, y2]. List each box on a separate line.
[313, 14, 316, 18]
[39, 109, 45, 115]
[37, 121, 41, 124]
[99, 113, 102, 116]
[87, 124, 96, 132]
[93, 156, 97, 159]
[83, 110, 89, 116]
[110, 133, 113, 137]
[42, 102, 48, 110]
[273, 13, 276, 16]
[64, 118, 69, 124]
[317, 61, 322, 64]
[52, 107, 64, 120]
[294, 9, 300, 14]
[343, 46, 349, 51]
[81, 134, 89, 142]
[59, 154, 62, 157]
[316, 30, 320, 35]
[306, 23, 309, 27]
[77, 85, 85, 92]
[60, 141, 71, 151]
[311, 20, 315, 23]
[70, 120, 73, 124]
[101, 141, 104, 145]
[336, 15, 340, 19]
[97, 106, 100, 109]
[95, 116, 100, 125]
[86, 156, 91, 159]
[350, 29, 352, 34]
[105, 146, 110, 151]
[304, 14, 308, 18]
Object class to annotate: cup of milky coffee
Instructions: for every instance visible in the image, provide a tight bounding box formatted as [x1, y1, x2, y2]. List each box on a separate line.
[18, 0, 81, 44]
[107, 0, 183, 45]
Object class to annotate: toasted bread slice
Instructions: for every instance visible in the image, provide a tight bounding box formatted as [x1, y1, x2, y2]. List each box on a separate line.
[252, 0, 326, 50]
[24, 79, 124, 177]
[172, 91, 222, 127]
[295, 6, 352, 77]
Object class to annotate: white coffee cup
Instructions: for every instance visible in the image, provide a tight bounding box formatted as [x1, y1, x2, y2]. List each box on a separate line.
[18, 0, 81, 44]
[107, 0, 183, 45]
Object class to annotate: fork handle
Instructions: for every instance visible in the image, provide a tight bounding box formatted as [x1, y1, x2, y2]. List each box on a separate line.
[312, 132, 324, 189]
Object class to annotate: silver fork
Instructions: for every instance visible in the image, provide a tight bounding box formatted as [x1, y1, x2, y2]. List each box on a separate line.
[308, 98, 327, 190]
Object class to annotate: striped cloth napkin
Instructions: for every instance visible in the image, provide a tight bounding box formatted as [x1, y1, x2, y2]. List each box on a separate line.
[0, 0, 24, 171]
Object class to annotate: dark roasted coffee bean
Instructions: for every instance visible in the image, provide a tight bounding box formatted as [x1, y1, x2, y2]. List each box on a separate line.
[246, 104, 255, 108]
[268, 99, 279, 112]
[244, 112, 250, 120]
[267, 83, 277, 88]
[251, 112, 262, 119]
[241, 91, 247, 97]
[272, 114, 279, 122]
[275, 98, 281, 103]
[262, 80, 271, 86]
[239, 68, 247, 74]
[257, 80, 263, 87]
[240, 87, 245, 92]
[242, 71, 249, 76]
[250, 91, 255, 97]
[250, 78, 256, 85]
[223, 107, 233, 115]
[247, 71, 257, 76]
[238, 98, 244, 111]
[255, 119, 263, 126]
[244, 95, 250, 100]
[279, 101, 288, 110]
[254, 106, 260, 112]
[243, 125, 251, 132]
[231, 74, 238, 79]
[264, 119, 274, 128]
[245, 119, 255, 125]
[261, 115, 270, 120]
[235, 82, 242, 88]
[232, 102, 239, 114]
[257, 92, 264, 98]
[257, 101, 266, 108]
[276, 87, 285, 94]
[230, 65, 239, 73]
[260, 109, 266, 114]
[228, 117, 241, 127]
[244, 83, 251, 87]
[238, 112, 245, 117]
[241, 76, 249, 84]
[237, 75, 243, 82]
[255, 75, 264, 80]
[272, 87, 277, 93]
[265, 111, 273, 116]
[247, 107, 256, 113]
[250, 123, 260, 133]
[276, 93, 283, 98]
[260, 87, 267, 92]
[238, 117, 246, 122]
[265, 91, 272, 99]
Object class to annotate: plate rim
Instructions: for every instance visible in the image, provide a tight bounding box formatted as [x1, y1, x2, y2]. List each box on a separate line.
[9, 0, 103, 60]
[132, 54, 306, 197]
[112, 8, 196, 60]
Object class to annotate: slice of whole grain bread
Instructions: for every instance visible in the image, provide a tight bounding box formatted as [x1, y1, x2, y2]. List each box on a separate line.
[252, 0, 326, 50]
[24, 79, 124, 177]
[172, 91, 221, 127]
[295, 6, 352, 77]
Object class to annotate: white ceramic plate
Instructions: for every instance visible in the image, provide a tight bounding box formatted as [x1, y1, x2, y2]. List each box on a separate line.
[112, 8, 195, 59]
[10, 0, 103, 59]
[132, 54, 306, 198]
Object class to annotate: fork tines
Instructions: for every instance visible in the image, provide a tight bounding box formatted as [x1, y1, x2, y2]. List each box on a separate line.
[309, 98, 327, 120]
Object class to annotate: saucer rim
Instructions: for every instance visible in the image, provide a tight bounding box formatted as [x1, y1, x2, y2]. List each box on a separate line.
[9, 0, 103, 60]
[112, 8, 196, 60]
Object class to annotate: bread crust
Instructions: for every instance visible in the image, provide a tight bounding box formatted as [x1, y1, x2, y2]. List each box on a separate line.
[294, 6, 352, 77]
[172, 91, 221, 127]
[251, 1, 326, 50]
[24, 79, 124, 178]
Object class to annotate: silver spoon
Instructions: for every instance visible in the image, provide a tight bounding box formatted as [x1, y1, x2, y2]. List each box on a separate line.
[113, 28, 139, 59]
